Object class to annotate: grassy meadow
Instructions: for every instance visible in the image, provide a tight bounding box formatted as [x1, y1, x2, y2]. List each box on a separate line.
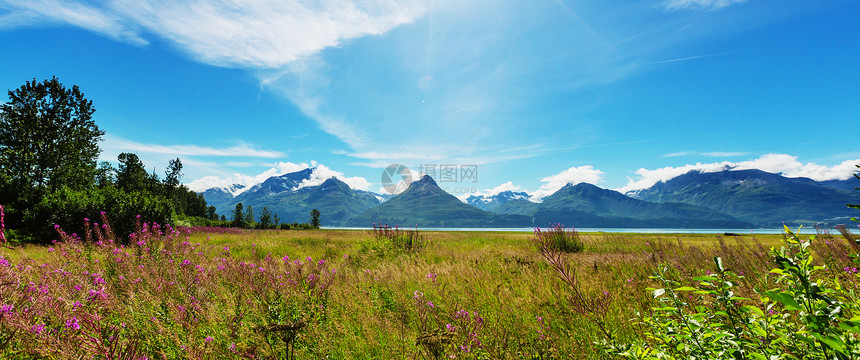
[2, 221, 860, 359]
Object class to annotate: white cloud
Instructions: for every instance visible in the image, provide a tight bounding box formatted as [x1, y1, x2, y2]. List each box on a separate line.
[186, 161, 312, 193]
[296, 164, 371, 191]
[483, 181, 523, 195]
[618, 162, 733, 194]
[618, 154, 860, 193]
[186, 161, 371, 193]
[663, 0, 749, 11]
[0, 0, 426, 68]
[0, 0, 146, 43]
[455, 181, 527, 202]
[531, 165, 605, 201]
[102, 135, 285, 158]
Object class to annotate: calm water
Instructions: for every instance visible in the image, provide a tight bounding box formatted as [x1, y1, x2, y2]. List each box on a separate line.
[323, 227, 821, 234]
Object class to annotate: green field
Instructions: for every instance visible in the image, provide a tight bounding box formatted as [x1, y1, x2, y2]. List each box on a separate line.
[2, 226, 858, 359]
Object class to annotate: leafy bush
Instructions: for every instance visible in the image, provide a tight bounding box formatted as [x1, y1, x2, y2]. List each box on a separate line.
[603, 226, 860, 359]
[25, 186, 172, 242]
[279, 222, 314, 230]
[173, 215, 231, 228]
[534, 224, 584, 253]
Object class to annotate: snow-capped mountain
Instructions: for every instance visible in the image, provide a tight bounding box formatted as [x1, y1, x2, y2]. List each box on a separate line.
[200, 168, 387, 224]
[465, 190, 533, 211]
[236, 167, 316, 200]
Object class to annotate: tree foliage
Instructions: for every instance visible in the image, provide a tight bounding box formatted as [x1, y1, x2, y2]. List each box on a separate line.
[116, 152, 148, 193]
[0, 77, 103, 226]
[311, 209, 321, 229]
[28, 186, 172, 242]
[232, 203, 245, 228]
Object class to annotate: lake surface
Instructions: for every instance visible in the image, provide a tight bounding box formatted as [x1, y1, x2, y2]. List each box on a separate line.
[323, 226, 823, 234]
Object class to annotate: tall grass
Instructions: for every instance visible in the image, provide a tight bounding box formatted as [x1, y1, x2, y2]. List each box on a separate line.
[5, 207, 860, 358]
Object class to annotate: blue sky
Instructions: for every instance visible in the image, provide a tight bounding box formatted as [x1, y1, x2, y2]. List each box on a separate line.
[1, 0, 858, 200]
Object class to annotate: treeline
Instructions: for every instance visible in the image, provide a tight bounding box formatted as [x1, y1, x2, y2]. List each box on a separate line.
[222, 203, 320, 230]
[0, 77, 219, 242]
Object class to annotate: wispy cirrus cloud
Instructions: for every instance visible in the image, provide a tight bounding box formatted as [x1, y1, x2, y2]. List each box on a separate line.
[0, 0, 145, 43]
[101, 136, 285, 158]
[0, 0, 426, 68]
[663, 0, 749, 11]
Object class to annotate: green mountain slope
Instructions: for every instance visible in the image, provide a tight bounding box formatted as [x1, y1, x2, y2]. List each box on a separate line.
[343, 176, 531, 227]
[202, 175, 380, 225]
[629, 169, 860, 226]
[529, 183, 752, 228]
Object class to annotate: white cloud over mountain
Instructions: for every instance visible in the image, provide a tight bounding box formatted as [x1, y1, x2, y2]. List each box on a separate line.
[531, 165, 605, 201]
[618, 154, 860, 193]
[186, 161, 371, 193]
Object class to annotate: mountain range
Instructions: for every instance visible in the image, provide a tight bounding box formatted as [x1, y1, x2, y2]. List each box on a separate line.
[203, 168, 381, 224]
[627, 169, 860, 226]
[200, 167, 860, 228]
[344, 176, 531, 227]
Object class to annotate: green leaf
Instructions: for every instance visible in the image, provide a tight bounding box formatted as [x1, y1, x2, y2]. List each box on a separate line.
[674, 286, 697, 291]
[742, 305, 765, 317]
[765, 291, 803, 311]
[810, 333, 845, 353]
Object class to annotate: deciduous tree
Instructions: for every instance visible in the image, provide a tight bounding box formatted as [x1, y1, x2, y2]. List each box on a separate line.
[0, 77, 103, 225]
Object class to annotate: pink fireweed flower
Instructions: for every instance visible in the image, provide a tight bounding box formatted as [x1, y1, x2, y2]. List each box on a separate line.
[446, 323, 455, 332]
[1, 304, 13, 315]
[205, 336, 213, 343]
[66, 317, 81, 330]
[31, 324, 46, 334]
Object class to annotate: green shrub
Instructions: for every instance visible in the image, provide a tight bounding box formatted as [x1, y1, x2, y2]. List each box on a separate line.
[279, 222, 314, 230]
[603, 226, 860, 359]
[25, 186, 172, 242]
[534, 224, 584, 253]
